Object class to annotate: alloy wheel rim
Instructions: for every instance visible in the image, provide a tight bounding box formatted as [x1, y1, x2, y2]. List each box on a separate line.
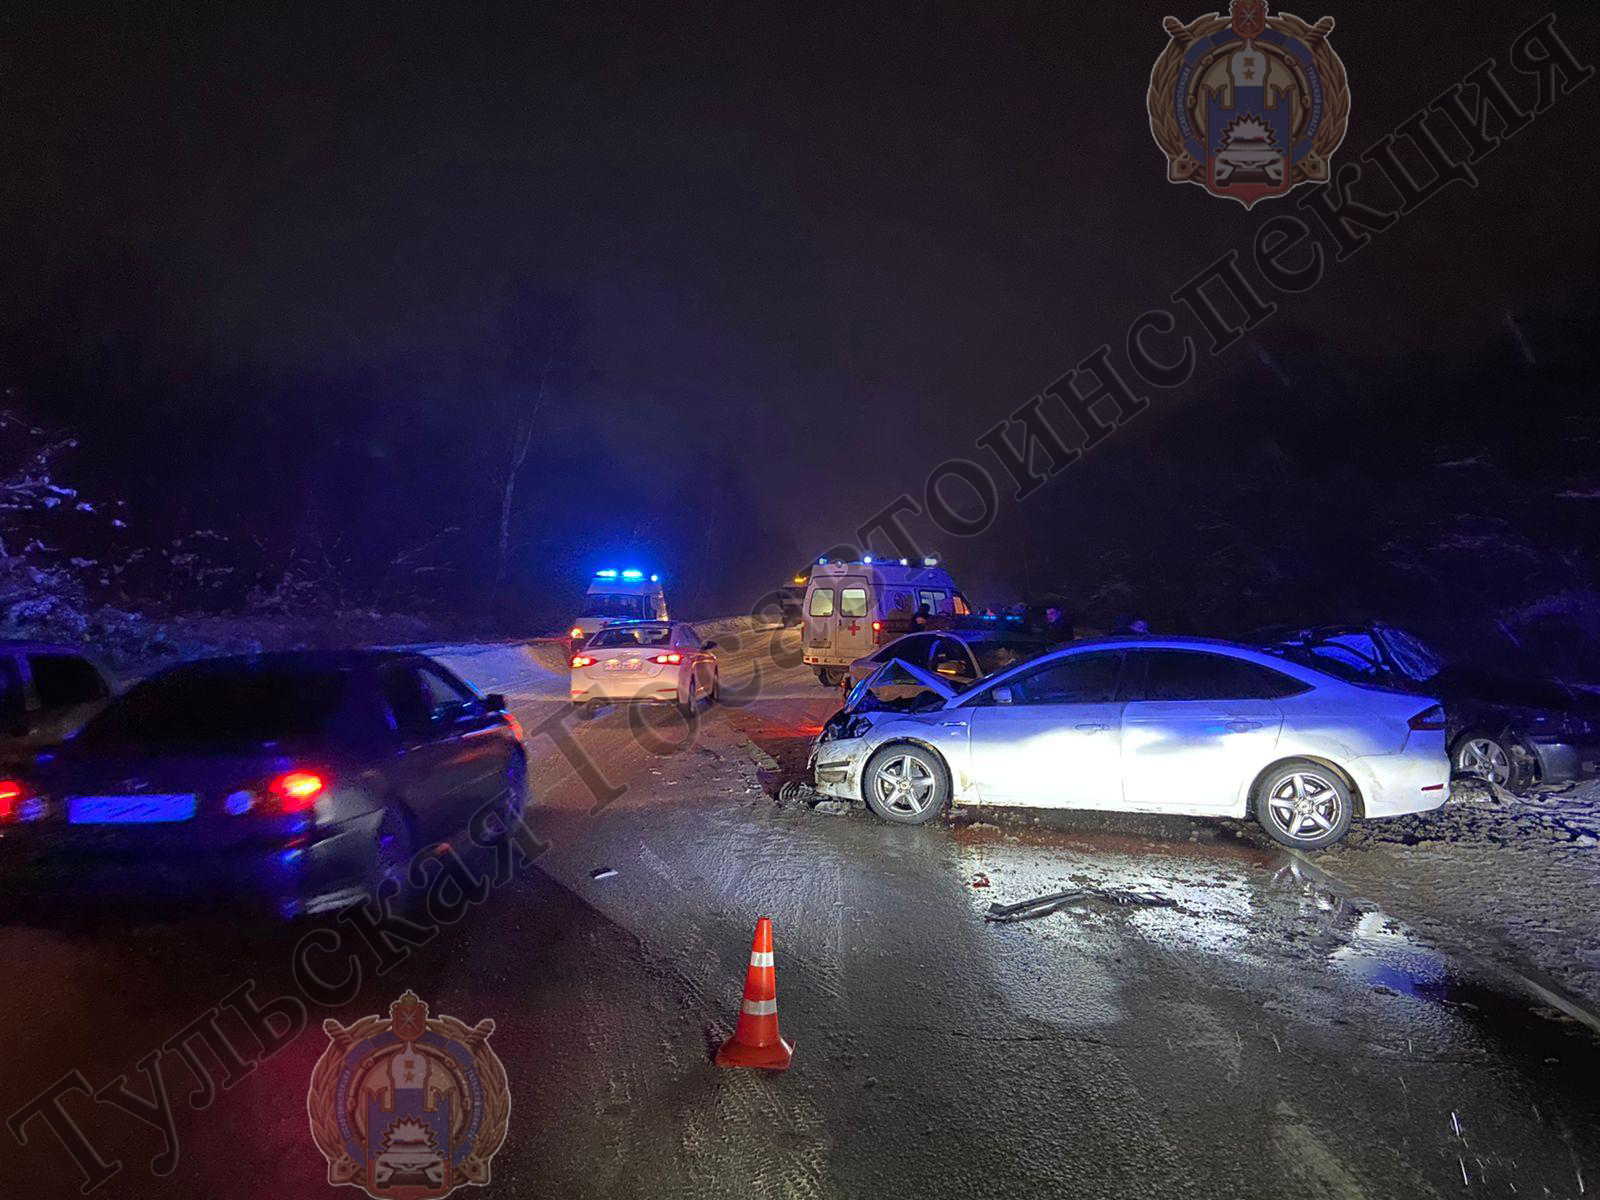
[1456, 738, 1510, 786]
[1266, 770, 1342, 842]
[874, 754, 935, 815]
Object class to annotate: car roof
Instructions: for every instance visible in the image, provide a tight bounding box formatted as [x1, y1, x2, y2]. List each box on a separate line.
[151, 649, 422, 672]
[944, 634, 1322, 706]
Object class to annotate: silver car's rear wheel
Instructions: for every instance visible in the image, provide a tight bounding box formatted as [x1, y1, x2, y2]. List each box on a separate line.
[1253, 761, 1352, 850]
[862, 744, 948, 825]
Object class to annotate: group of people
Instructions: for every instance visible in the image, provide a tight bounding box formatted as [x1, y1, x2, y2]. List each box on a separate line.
[959, 603, 1151, 643]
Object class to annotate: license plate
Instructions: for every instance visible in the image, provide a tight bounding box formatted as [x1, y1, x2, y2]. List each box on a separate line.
[68, 794, 199, 824]
[604, 659, 643, 672]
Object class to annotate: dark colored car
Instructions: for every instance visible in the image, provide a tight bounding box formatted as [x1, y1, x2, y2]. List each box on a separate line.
[0, 650, 527, 917]
[1254, 623, 1600, 792]
[0, 641, 115, 764]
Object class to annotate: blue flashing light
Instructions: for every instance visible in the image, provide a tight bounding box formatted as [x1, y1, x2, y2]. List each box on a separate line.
[899, 558, 909, 566]
[621, 569, 644, 580]
[649, 573, 660, 582]
[862, 554, 874, 564]
[817, 556, 828, 565]
[923, 556, 939, 567]
[595, 569, 619, 579]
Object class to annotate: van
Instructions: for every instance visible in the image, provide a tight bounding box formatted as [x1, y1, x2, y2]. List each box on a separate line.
[569, 570, 669, 647]
[801, 557, 967, 685]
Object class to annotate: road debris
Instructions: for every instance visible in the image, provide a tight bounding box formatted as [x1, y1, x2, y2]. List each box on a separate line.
[590, 867, 618, 881]
[971, 873, 991, 889]
[983, 886, 1177, 923]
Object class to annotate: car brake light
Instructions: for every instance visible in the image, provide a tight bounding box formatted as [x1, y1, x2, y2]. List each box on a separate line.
[0, 779, 24, 823]
[504, 713, 525, 742]
[650, 653, 683, 665]
[267, 770, 325, 814]
[571, 655, 598, 668]
[1408, 705, 1447, 731]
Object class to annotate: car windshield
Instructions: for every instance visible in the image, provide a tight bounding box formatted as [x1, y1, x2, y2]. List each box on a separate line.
[581, 593, 651, 618]
[75, 664, 355, 749]
[589, 625, 672, 648]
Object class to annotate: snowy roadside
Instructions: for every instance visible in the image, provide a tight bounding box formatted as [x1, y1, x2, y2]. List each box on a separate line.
[1319, 777, 1600, 1015]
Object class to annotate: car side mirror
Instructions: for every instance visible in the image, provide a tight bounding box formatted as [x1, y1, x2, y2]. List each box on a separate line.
[703, 640, 718, 651]
[484, 693, 508, 713]
[992, 685, 1014, 706]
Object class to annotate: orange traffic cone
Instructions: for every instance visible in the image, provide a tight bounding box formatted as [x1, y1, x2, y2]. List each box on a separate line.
[715, 917, 794, 1070]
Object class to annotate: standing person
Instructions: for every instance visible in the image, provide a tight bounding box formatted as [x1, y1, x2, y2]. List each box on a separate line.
[1110, 613, 1151, 635]
[1043, 605, 1075, 643]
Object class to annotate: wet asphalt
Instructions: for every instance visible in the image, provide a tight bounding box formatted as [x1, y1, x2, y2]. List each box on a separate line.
[0, 627, 1595, 1199]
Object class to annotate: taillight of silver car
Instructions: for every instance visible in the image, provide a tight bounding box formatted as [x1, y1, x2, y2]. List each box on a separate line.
[1408, 705, 1447, 731]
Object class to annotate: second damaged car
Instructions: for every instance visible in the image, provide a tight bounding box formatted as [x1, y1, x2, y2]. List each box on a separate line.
[810, 637, 1450, 849]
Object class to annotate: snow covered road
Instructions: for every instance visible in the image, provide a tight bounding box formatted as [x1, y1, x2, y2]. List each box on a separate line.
[1, 624, 1596, 1199]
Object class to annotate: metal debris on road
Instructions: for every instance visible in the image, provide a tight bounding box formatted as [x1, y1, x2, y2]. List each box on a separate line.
[971, 873, 991, 889]
[776, 779, 818, 806]
[591, 867, 618, 880]
[983, 887, 1177, 923]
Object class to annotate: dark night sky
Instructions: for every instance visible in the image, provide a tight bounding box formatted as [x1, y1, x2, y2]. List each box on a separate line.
[3, 2, 1598, 621]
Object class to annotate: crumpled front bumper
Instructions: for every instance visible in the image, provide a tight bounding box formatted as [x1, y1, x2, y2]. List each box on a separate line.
[809, 735, 869, 801]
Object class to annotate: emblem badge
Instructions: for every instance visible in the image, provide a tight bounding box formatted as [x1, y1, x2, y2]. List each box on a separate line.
[308, 991, 511, 1199]
[1147, 1, 1351, 207]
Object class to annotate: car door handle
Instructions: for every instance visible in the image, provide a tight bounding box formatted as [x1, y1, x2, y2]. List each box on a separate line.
[1225, 719, 1262, 732]
[939, 720, 968, 728]
[1075, 722, 1111, 733]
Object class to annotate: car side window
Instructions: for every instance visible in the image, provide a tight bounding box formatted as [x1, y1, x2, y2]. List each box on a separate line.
[379, 666, 431, 732]
[418, 666, 480, 723]
[840, 587, 869, 618]
[808, 588, 835, 617]
[27, 653, 108, 709]
[1130, 650, 1306, 701]
[380, 665, 479, 732]
[978, 652, 1122, 705]
[930, 637, 976, 681]
[874, 634, 932, 667]
[917, 589, 946, 613]
[678, 626, 703, 649]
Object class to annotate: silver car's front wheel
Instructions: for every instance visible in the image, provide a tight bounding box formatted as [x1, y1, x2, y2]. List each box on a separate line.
[862, 744, 948, 825]
[1253, 760, 1353, 850]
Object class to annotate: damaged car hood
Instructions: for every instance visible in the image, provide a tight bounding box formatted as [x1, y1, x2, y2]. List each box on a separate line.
[818, 658, 957, 746]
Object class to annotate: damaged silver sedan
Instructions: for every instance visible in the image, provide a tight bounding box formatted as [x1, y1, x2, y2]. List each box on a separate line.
[809, 637, 1451, 850]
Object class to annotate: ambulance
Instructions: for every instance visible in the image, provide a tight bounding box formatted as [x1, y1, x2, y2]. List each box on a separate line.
[568, 569, 669, 648]
[800, 556, 967, 686]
